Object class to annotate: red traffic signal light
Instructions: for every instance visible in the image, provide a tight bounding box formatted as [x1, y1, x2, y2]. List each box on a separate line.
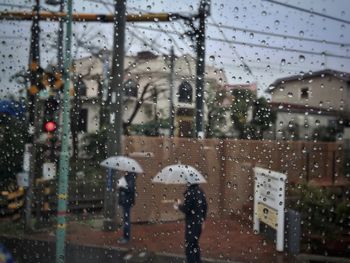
[44, 121, 57, 133]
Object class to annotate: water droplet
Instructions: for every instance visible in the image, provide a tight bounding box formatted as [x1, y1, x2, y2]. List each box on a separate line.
[287, 92, 293, 98]
[299, 55, 305, 62]
[234, 7, 239, 12]
[261, 10, 267, 16]
[249, 33, 254, 39]
[280, 59, 286, 66]
[299, 30, 304, 37]
[274, 20, 280, 26]
[209, 55, 215, 62]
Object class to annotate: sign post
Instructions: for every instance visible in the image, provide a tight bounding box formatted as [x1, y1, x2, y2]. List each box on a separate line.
[253, 167, 286, 252]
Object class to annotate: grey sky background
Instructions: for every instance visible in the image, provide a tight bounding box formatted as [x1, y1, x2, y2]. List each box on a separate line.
[0, 0, 349, 99]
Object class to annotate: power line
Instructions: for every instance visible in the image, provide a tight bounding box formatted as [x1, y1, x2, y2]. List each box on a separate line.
[128, 27, 165, 54]
[84, 0, 350, 46]
[208, 36, 350, 60]
[3, 1, 348, 47]
[84, 0, 113, 12]
[210, 17, 254, 77]
[262, 0, 350, 24]
[130, 25, 350, 60]
[207, 22, 350, 47]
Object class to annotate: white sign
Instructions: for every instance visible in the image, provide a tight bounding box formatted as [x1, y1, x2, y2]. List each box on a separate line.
[23, 143, 32, 172]
[42, 162, 57, 181]
[17, 172, 29, 187]
[253, 167, 286, 252]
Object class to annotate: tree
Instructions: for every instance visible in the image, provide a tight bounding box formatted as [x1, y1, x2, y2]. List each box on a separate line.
[229, 89, 256, 139]
[229, 89, 276, 140]
[205, 85, 230, 138]
[81, 128, 108, 162]
[129, 118, 170, 136]
[251, 97, 276, 139]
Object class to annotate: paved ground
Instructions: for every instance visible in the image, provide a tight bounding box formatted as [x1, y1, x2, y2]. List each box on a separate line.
[28, 216, 296, 263]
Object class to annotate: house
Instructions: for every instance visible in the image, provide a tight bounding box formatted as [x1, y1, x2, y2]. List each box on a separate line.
[267, 69, 350, 140]
[73, 51, 227, 139]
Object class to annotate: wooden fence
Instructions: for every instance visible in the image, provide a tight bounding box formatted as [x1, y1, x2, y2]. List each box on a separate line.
[121, 137, 346, 222]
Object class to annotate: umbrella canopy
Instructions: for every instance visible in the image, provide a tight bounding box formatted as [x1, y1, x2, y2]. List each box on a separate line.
[152, 164, 207, 185]
[100, 156, 144, 173]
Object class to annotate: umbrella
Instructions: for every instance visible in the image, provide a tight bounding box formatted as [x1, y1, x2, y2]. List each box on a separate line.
[152, 164, 207, 185]
[100, 156, 144, 173]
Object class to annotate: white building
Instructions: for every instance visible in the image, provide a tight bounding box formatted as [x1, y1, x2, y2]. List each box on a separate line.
[267, 69, 350, 140]
[73, 51, 227, 138]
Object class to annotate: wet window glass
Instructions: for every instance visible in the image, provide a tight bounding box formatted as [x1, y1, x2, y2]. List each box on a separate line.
[0, 0, 349, 263]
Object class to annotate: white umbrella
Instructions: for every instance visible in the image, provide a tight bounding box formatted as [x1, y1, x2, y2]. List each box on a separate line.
[100, 156, 144, 173]
[152, 164, 207, 185]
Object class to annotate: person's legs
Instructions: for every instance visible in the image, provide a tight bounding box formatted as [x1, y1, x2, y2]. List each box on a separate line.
[123, 205, 131, 241]
[185, 224, 202, 263]
[185, 240, 201, 263]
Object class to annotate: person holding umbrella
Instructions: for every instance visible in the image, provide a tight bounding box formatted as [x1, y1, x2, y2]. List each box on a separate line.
[153, 164, 208, 263]
[117, 171, 136, 244]
[174, 183, 207, 263]
[100, 156, 143, 244]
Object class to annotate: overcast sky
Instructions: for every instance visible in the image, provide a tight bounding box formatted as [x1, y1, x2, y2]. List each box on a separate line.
[0, 0, 349, 99]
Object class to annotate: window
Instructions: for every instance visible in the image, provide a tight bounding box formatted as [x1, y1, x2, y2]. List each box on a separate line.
[178, 81, 193, 103]
[300, 87, 309, 99]
[124, 79, 138, 97]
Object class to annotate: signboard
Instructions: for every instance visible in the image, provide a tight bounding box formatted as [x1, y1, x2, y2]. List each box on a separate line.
[16, 172, 29, 187]
[257, 202, 278, 229]
[253, 167, 286, 252]
[42, 162, 56, 181]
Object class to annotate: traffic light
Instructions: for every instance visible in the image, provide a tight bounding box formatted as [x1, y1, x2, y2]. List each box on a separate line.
[43, 97, 59, 133]
[28, 62, 46, 96]
[42, 97, 60, 162]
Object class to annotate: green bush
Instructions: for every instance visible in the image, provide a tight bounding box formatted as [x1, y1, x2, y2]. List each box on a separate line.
[292, 184, 349, 237]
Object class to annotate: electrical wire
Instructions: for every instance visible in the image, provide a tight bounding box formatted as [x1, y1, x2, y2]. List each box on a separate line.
[207, 22, 350, 47]
[130, 25, 350, 60]
[210, 16, 254, 76]
[262, 0, 350, 24]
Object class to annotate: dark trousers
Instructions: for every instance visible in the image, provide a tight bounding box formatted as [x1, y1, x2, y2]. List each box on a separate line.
[122, 205, 131, 240]
[185, 223, 202, 263]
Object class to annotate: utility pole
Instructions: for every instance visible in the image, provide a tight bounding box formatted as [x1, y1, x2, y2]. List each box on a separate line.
[195, 0, 210, 138]
[55, 0, 73, 262]
[103, 0, 126, 231]
[169, 47, 175, 137]
[100, 50, 110, 129]
[25, 0, 41, 232]
[57, 0, 64, 72]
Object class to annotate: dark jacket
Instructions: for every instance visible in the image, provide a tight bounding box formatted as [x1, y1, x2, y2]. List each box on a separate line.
[179, 184, 208, 238]
[118, 172, 136, 207]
